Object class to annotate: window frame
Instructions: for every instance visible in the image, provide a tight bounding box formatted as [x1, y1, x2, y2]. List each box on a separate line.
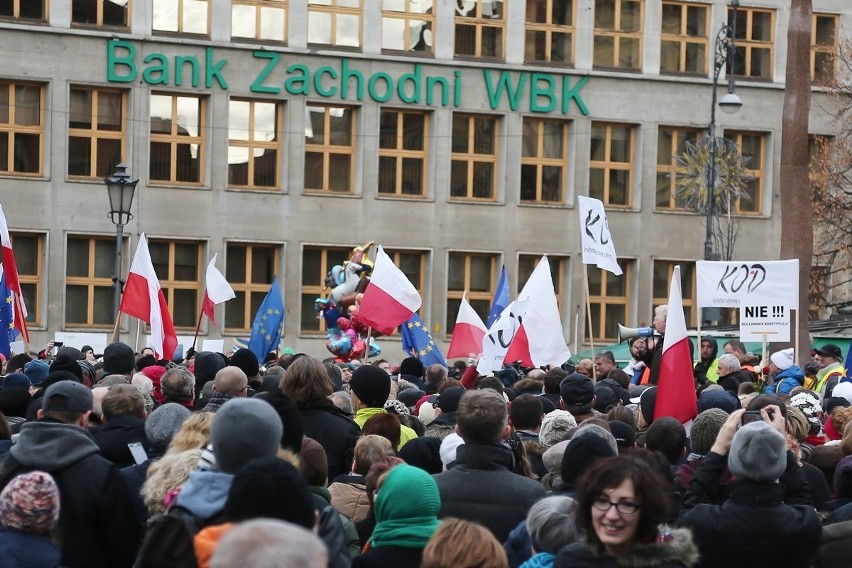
[152, 0, 210, 35]
[148, 93, 206, 186]
[227, 98, 283, 191]
[304, 104, 356, 194]
[231, 0, 287, 43]
[811, 13, 838, 86]
[446, 251, 497, 337]
[67, 86, 127, 180]
[299, 245, 351, 336]
[524, 0, 575, 66]
[307, 0, 363, 49]
[381, 248, 428, 336]
[147, 238, 204, 330]
[520, 117, 569, 205]
[652, 260, 697, 327]
[587, 261, 632, 342]
[589, 121, 634, 208]
[71, 0, 130, 28]
[655, 125, 701, 210]
[10, 232, 44, 328]
[224, 241, 281, 333]
[729, 6, 775, 80]
[659, 1, 709, 75]
[450, 113, 500, 202]
[382, 0, 435, 55]
[724, 129, 765, 215]
[0, 0, 46, 21]
[0, 82, 45, 177]
[454, 0, 507, 59]
[518, 254, 567, 315]
[378, 108, 429, 198]
[593, 0, 644, 71]
[64, 235, 125, 328]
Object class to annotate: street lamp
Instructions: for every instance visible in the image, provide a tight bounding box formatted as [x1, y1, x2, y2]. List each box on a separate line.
[104, 164, 139, 325]
[705, 0, 743, 262]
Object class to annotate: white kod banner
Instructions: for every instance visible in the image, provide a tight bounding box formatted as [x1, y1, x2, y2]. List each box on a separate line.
[696, 260, 799, 309]
[577, 196, 622, 276]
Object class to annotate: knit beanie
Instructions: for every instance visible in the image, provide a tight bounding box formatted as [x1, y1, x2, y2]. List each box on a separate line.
[728, 421, 788, 482]
[145, 403, 191, 449]
[397, 388, 425, 409]
[193, 351, 228, 383]
[539, 410, 578, 448]
[561, 431, 617, 485]
[698, 387, 740, 414]
[230, 349, 260, 379]
[350, 365, 391, 407]
[77, 360, 97, 383]
[0, 471, 60, 534]
[399, 357, 425, 379]
[397, 436, 443, 474]
[50, 353, 83, 382]
[103, 342, 136, 375]
[24, 360, 50, 386]
[689, 408, 729, 455]
[639, 386, 658, 425]
[135, 354, 156, 372]
[2, 372, 30, 390]
[225, 456, 315, 530]
[439, 432, 464, 467]
[0, 386, 30, 418]
[770, 348, 794, 371]
[210, 398, 283, 474]
[299, 437, 329, 486]
[372, 464, 441, 548]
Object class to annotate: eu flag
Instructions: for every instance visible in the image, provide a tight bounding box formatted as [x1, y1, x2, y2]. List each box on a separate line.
[0, 268, 20, 357]
[248, 277, 285, 362]
[401, 313, 447, 367]
[486, 265, 510, 327]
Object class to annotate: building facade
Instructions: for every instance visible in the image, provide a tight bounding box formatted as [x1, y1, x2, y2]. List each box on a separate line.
[0, 0, 847, 357]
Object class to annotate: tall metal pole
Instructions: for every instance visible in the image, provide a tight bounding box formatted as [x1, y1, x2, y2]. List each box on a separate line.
[114, 221, 124, 323]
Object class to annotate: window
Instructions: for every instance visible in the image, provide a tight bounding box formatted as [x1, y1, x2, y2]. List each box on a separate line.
[587, 261, 631, 341]
[232, 0, 287, 42]
[300, 246, 349, 334]
[446, 252, 496, 335]
[450, 114, 499, 201]
[455, 0, 505, 59]
[525, 0, 574, 65]
[593, 0, 642, 70]
[655, 126, 700, 209]
[308, 0, 361, 48]
[147, 239, 203, 328]
[724, 130, 764, 214]
[0, 0, 45, 20]
[68, 87, 125, 179]
[149, 94, 205, 185]
[652, 261, 696, 327]
[382, 0, 433, 54]
[660, 1, 708, 74]
[65, 236, 125, 327]
[0, 82, 44, 176]
[589, 122, 633, 207]
[729, 6, 774, 80]
[521, 118, 568, 205]
[228, 99, 281, 190]
[518, 254, 566, 313]
[10, 233, 43, 326]
[225, 242, 280, 331]
[809, 264, 828, 320]
[378, 109, 428, 197]
[808, 135, 830, 192]
[811, 14, 837, 86]
[304, 105, 355, 193]
[384, 248, 427, 335]
[153, 0, 209, 34]
[72, 0, 129, 27]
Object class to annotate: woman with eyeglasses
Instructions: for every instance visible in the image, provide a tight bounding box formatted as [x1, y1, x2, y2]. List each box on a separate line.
[555, 455, 699, 568]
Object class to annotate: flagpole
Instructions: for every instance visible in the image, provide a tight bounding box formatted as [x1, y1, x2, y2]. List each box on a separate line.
[583, 265, 597, 382]
[111, 312, 121, 343]
[191, 308, 204, 351]
[135, 319, 141, 353]
[364, 327, 372, 364]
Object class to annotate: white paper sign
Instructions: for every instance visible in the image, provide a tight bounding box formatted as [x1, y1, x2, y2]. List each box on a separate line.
[739, 303, 791, 342]
[696, 259, 799, 309]
[202, 339, 225, 353]
[54, 332, 108, 354]
[577, 196, 623, 276]
[10, 341, 24, 355]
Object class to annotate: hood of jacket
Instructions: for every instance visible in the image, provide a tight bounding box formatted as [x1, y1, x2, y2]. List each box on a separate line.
[775, 365, 805, 382]
[10, 420, 100, 470]
[700, 335, 719, 364]
[175, 470, 234, 520]
[582, 527, 699, 568]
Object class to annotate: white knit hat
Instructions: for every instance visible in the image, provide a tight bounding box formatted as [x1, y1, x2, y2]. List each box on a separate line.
[770, 348, 794, 371]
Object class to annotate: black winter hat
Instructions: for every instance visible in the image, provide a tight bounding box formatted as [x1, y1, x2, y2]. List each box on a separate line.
[397, 388, 426, 408]
[225, 456, 315, 530]
[559, 373, 595, 406]
[135, 354, 156, 372]
[0, 387, 31, 419]
[399, 357, 425, 378]
[350, 365, 391, 407]
[561, 431, 617, 484]
[398, 436, 443, 474]
[103, 342, 135, 375]
[49, 353, 83, 382]
[230, 348, 260, 378]
[193, 351, 227, 383]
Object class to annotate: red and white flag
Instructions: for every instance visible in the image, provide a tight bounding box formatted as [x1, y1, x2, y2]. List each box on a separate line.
[201, 254, 235, 327]
[0, 205, 29, 343]
[654, 265, 698, 423]
[446, 292, 487, 360]
[357, 245, 422, 335]
[120, 234, 178, 360]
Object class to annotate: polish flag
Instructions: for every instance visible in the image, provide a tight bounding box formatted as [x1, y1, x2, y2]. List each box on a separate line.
[120, 234, 178, 360]
[201, 254, 235, 327]
[446, 292, 487, 360]
[357, 245, 422, 335]
[654, 265, 698, 423]
[0, 205, 29, 343]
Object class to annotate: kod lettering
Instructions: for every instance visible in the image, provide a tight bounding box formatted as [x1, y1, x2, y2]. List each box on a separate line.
[716, 263, 767, 294]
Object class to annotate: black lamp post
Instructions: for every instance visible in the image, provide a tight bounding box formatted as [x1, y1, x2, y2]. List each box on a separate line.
[104, 164, 139, 324]
[705, 0, 744, 262]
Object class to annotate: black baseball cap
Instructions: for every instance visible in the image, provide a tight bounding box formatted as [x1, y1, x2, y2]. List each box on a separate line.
[41, 381, 93, 413]
[559, 373, 595, 406]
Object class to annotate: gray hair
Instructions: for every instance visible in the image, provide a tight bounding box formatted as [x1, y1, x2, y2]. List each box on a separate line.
[526, 496, 578, 554]
[212, 519, 327, 568]
[161, 367, 195, 401]
[654, 304, 668, 320]
[718, 353, 741, 372]
[329, 391, 354, 416]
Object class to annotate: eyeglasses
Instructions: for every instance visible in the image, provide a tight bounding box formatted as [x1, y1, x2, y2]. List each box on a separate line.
[592, 496, 640, 515]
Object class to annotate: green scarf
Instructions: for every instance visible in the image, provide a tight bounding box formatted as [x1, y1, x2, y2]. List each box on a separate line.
[370, 464, 441, 549]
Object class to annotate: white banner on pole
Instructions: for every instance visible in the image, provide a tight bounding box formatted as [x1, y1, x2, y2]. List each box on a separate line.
[696, 259, 799, 309]
[577, 196, 622, 276]
[739, 302, 791, 342]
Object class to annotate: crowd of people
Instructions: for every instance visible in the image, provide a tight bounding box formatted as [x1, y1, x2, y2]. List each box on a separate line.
[0, 328, 849, 568]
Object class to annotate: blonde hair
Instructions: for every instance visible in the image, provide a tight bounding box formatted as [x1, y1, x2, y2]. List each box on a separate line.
[840, 422, 852, 457]
[421, 518, 508, 568]
[785, 406, 809, 442]
[167, 412, 214, 454]
[143, 449, 203, 515]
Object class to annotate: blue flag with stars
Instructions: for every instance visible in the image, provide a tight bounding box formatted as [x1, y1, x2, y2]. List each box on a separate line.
[248, 277, 284, 362]
[0, 268, 20, 357]
[401, 313, 447, 367]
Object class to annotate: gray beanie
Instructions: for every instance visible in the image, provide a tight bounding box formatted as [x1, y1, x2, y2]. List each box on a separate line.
[728, 421, 787, 482]
[144, 403, 191, 449]
[210, 398, 283, 474]
[689, 408, 729, 456]
[539, 410, 578, 449]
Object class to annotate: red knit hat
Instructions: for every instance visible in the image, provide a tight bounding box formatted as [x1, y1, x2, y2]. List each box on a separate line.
[0, 471, 60, 534]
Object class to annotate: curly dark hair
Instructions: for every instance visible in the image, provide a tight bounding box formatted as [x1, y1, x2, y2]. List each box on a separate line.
[574, 455, 671, 547]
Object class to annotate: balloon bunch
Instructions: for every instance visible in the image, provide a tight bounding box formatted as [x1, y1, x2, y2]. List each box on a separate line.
[314, 242, 382, 362]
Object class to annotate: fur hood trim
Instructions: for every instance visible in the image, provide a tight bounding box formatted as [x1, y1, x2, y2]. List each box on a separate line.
[584, 527, 699, 567]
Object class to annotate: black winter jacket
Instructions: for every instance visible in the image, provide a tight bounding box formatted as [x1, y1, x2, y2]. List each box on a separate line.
[296, 403, 362, 481]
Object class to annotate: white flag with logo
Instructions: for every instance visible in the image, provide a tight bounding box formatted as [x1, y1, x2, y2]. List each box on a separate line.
[578, 196, 622, 276]
[477, 299, 528, 374]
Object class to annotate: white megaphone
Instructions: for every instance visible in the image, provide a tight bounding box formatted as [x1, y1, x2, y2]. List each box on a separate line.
[617, 324, 661, 344]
